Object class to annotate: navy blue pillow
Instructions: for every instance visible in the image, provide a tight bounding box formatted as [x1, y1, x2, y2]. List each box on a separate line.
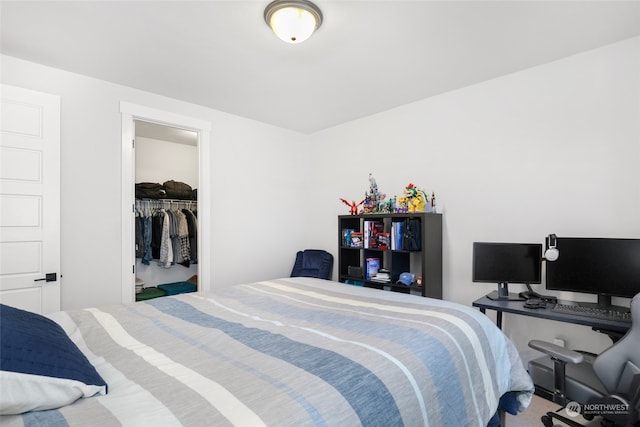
[0, 304, 107, 414]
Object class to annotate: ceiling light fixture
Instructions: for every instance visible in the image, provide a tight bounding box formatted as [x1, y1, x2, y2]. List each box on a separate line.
[264, 0, 323, 44]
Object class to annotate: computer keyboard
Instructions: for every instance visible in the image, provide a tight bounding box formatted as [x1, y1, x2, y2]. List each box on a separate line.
[551, 302, 632, 323]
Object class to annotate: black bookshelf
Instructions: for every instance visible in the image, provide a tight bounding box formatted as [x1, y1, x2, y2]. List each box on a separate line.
[338, 213, 442, 298]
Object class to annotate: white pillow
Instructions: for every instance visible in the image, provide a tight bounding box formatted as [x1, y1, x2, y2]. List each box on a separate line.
[0, 371, 106, 414]
[0, 304, 107, 415]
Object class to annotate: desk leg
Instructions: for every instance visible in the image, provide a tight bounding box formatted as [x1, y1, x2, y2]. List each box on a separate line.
[476, 306, 502, 330]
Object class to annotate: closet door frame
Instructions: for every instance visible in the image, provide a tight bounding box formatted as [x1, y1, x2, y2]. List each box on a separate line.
[120, 102, 212, 304]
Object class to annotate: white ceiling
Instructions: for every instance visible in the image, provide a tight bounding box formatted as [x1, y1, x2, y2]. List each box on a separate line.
[2, 1, 639, 134]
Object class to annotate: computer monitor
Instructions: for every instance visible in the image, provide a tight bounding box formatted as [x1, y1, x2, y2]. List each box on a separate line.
[473, 242, 542, 301]
[545, 237, 640, 306]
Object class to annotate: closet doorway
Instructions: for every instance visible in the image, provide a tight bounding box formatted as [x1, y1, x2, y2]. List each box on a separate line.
[120, 102, 212, 304]
[134, 121, 199, 301]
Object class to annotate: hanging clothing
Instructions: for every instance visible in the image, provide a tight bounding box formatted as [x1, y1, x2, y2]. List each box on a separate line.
[152, 211, 164, 260]
[159, 209, 173, 268]
[135, 199, 198, 268]
[176, 210, 191, 267]
[167, 209, 180, 266]
[183, 209, 198, 264]
[135, 215, 144, 259]
[142, 216, 153, 265]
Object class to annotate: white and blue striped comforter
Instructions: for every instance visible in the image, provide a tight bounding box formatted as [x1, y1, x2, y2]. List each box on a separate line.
[4, 277, 534, 426]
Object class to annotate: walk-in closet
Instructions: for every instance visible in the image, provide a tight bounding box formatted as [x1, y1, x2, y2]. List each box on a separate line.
[134, 120, 199, 301]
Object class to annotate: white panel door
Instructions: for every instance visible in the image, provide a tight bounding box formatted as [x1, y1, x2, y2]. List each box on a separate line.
[0, 84, 60, 314]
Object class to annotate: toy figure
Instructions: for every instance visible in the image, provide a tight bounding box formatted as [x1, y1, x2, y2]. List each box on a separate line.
[404, 183, 429, 213]
[377, 200, 391, 214]
[340, 198, 363, 215]
[362, 193, 375, 214]
[395, 197, 409, 213]
[364, 173, 386, 213]
[369, 173, 378, 195]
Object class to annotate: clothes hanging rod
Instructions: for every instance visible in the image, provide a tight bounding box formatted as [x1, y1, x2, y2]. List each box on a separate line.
[136, 198, 197, 203]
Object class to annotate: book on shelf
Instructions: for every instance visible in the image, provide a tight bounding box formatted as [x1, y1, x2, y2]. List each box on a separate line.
[365, 258, 380, 280]
[342, 229, 354, 247]
[391, 222, 396, 250]
[373, 222, 384, 248]
[364, 221, 372, 248]
[376, 232, 390, 250]
[364, 221, 384, 249]
[350, 231, 363, 248]
[392, 221, 404, 250]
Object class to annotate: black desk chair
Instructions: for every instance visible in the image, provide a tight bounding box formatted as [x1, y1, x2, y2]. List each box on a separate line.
[290, 249, 333, 280]
[527, 293, 640, 427]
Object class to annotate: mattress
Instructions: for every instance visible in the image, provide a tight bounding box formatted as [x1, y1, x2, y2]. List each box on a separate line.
[1, 277, 534, 426]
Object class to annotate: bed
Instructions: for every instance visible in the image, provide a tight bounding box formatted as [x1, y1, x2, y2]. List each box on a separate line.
[0, 277, 534, 426]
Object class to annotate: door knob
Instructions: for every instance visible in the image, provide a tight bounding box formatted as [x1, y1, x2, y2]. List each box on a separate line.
[34, 273, 57, 282]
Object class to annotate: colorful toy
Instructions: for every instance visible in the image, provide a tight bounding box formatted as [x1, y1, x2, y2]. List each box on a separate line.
[395, 196, 409, 213]
[369, 173, 378, 194]
[377, 199, 391, 214]
[341, 178, 436, 215]
[363, 173, 386, 214]
[340, 198, 363, 215]
[404, 183, 429, 213]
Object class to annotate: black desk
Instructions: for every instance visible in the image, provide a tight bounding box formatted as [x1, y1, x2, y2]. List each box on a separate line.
[472, 295, 631, 341]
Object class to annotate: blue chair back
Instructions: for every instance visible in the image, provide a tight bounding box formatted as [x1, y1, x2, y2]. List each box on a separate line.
[290, 250, 333, 280]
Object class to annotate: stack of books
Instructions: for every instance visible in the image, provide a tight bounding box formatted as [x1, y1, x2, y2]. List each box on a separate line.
[371, 268, 391, 283]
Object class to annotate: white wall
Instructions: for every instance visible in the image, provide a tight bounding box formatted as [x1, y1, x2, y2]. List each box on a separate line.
[135, 136, 199, 188]
[306, 36, 640, 362]
[1, 55, 310, 310]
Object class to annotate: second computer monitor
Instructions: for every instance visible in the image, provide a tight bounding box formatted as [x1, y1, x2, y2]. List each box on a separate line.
[473, 242, 542, 300]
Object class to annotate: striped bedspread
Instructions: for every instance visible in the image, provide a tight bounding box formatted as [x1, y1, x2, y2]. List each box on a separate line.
[3, 277, 534, 426]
